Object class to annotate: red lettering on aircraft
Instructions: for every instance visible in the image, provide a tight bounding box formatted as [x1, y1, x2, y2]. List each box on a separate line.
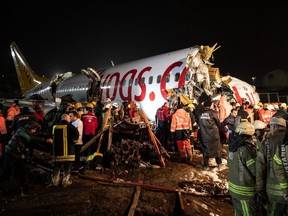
[231, 86, 242, 103]
[160, 61, 184, 99]
[134, 67, 152, 101]
[107, 73, 120, 100]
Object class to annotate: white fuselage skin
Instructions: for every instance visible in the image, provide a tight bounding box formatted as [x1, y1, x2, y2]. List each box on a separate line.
[23, 47, 260, 121]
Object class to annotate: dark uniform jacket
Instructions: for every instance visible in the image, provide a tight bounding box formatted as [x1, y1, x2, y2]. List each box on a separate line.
[228, 135, 256, 199]
[5, 127, 45, 160]
[199, 107, 221, 157]
[52, 120, 79, 162]
[256, 128, 287, 203]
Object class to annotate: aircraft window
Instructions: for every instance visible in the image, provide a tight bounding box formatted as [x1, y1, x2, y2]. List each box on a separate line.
[185, 71, 191, 81]
[141, 77, 145, 85]
[129, 79, 133, 86]
[148, 76, 153, 84]
[175, 73, 180, 82]
[166, 74, 170, 83]
[157, 75, 161, 83]
[134, 78, 138, 86]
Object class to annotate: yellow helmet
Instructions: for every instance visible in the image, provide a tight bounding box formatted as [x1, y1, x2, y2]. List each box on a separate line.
[75, 102, 83, 109]
[236, 120, 255, 135]
[91, 101, 97, 106]
[86, 103, 94, 108]
[257, 102, 263, 107]
[188, 103, 195, 109]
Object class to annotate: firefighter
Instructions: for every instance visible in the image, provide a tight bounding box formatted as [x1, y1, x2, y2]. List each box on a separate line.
[51, 114, 79, 188]
[2, 121, 52, 195]
[273, 132, 288, 213]
[228, 120, 257, 215]
[256, 117, 287, 215]
[170, 103, 192, 163]
[252, 120, 267, 151]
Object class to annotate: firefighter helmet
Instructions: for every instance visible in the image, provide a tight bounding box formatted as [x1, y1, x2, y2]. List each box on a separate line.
[253, 120, 266, 130]
[269, 117, 286, 127]
[235, 120, 255, 135]
[86, 103, 94, 108]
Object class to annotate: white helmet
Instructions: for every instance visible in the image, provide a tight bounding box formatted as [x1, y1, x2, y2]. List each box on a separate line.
[112, 102, 118, 108]
[236, 120, 255, 136]
[253, 120, 266, 130]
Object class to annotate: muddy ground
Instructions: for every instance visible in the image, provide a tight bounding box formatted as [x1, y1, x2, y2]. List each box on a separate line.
[0, 146, 233, 216]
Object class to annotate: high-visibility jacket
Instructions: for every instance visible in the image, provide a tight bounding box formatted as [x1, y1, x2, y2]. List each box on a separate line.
[0, 115, 7, 134]
[52, 120, 79, 162]
[170, 108, 191, 140]
[273, 141, 288, 197]
[228, 137, 256, 200]
[256, 129, 287, 203]
[6, 107, 20, 121]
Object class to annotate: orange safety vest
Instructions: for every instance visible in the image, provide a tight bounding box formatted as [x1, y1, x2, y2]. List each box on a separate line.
[0, 115, 7, 134]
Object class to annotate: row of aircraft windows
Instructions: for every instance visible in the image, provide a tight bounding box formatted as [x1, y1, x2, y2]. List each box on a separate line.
[107, 71, 191, 87]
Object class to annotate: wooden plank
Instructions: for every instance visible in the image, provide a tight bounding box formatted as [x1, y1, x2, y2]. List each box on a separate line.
[139, 109, 166, 167]
[127, 185, 142, 216]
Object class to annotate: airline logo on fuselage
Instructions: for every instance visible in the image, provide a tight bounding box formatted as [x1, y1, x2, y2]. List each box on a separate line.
[100, 60, 188, 103]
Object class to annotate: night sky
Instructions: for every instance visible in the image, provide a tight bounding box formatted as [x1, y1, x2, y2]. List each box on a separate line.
[1, 1, 288, 96]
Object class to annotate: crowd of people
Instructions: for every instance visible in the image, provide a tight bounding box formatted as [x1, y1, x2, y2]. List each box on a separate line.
[0, 98, 141, 196]
[155, 94, 288, 215]
[0, 95, 288, 215]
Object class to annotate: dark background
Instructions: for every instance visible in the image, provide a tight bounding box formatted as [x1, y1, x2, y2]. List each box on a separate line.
[1, 1, 288, 97]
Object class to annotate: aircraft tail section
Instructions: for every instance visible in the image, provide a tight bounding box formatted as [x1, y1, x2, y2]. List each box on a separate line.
[10, 41, 50, 95]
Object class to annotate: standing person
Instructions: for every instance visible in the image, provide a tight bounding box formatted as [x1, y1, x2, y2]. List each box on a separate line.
[199, 100, 223, 170]
[81, 104, 98, 156]
[185, 103, 198, 153]
[228, 120, 257, 215]
[273, 132, 288, 214]
[155, 101, 170, 149]
[2, 121, 52, 195]
[51, 114, 79, 188]
[5, 104, 20, 140]
[170, 103, 193, 163]
[252, 120, 267, 151]
[256, 117, 287, 215]
[220, 108, 241, 145]
[11, 107, 35, 133]
[69, 110, 83, 170]
[0, 109, 7, 169]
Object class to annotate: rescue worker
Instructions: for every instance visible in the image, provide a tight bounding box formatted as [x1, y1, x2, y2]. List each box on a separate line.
[0, 109, 7, 166]
[170, 103, 193, 164]
[51, 114, 79, 188]
[199, 100, 223, 169]
[11, 107, 35, 133]
[81, 103, 98, 156]
[185, 103, 198, 152]
[273, 132, 288, 213]
[273, 102, 288, 120]
[220, 108, 241, 145]
[2, 121, 53, 195]
[252, 120, 267, 151]
[256, 117, 287, 215]
[228, 120, 257, 215]
[5, 104, 20, 140]
[155, 101, 170, 149]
